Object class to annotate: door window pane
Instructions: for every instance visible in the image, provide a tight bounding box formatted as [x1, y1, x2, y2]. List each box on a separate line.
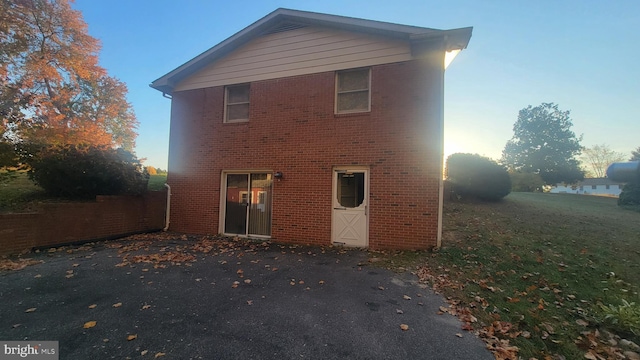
[337, 172, 364, 208]
[248, 174, 272, 236]
[225, 174, 248, 235]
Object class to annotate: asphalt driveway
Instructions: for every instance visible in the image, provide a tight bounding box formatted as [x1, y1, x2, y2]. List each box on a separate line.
[0, 233, 493, 359]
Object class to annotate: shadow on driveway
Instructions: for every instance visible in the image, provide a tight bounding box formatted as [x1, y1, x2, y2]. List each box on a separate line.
[0, 233, 493, 359]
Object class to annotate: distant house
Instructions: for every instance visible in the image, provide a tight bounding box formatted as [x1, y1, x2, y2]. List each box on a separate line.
[549, 178, 624, 197]
[150, 8, 472, 249]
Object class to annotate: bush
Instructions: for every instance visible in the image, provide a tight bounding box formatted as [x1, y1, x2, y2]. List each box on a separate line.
[600, 299, 640, 337]
[619, 181, 640, 206]
[446, 153, 511, 201]
[26, 145, 148, 198]
[617, 165, 640, 206]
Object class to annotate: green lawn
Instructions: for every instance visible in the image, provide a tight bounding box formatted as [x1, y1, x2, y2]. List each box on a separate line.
[0, 172, 168, 212]
[0, 171, 46, 212]
[377, 192, 640, 359]
[148, 174, 167, 191]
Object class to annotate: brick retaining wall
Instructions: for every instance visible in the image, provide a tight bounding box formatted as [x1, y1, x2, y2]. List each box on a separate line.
[0, 191, 166, 256]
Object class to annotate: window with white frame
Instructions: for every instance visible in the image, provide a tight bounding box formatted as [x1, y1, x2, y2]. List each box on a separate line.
[335, 68, 370, 114]
[225, 84, 250, 122]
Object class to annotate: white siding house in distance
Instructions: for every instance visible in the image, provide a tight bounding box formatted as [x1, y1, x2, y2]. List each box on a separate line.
[549, 178, 624, 197]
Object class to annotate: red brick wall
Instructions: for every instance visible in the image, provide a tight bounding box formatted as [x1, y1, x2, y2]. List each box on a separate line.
[0, 192, 166, 256]
[167, 58, 444, 249]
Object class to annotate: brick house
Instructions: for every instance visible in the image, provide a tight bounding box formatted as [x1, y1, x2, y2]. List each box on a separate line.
[151, 8, 472, 249]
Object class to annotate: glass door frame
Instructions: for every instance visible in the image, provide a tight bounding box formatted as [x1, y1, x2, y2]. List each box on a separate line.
[219, 170, 273, 239]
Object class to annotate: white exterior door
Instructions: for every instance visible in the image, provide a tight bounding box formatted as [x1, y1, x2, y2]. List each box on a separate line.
[332, 169, 368, 247]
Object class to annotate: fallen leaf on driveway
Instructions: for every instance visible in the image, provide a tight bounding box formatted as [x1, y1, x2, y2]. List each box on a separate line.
[155, 352, 166, 358]
[24, 308, 36, 313]
[456, 333, 463, 338]
[400, 324, 409, 331]
[112, 302, 122, 308]
[141, 350, 148, 356]
[378, 286, 385, 291]
[83, 321, 97, 328]
[403, 295, 411, 300]
[88, 304, 97, 309]
[0, 258, 43, 271]
[244, 279, 251, 284]
[141, 304, 151, 310]
[127, 334, 137, 341]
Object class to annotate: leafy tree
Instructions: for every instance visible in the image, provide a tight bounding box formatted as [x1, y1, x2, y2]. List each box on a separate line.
[501, 103, 584, 185]
[630, 147, 640, 161]
[446, 153, 511, 201]
[0, 0, 137, 150]
[146, 166, 157, 175]
[509, 171, 545, 192]
[581, 144, 626, 178]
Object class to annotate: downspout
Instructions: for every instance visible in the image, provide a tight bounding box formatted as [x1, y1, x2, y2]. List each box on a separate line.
[436, 50, 446, 249]
[163, 183, 171, 231]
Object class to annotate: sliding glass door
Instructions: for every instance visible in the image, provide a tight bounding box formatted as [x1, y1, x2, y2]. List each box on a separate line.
[224, 173, 272, 237]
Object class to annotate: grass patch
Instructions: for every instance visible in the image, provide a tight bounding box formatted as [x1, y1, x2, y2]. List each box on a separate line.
[0, 171, 46, 212]
[148, 174, 167, 191]
[376, 192, 640, 358]
[1, 172, 168, 212]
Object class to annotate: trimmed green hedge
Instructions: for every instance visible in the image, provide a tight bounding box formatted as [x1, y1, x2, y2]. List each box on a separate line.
[446, 153, 511, 201]
[26, 145, 148, 198]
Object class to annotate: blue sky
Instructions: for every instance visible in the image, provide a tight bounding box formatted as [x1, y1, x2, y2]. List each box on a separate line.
[73, 0, 639, 169]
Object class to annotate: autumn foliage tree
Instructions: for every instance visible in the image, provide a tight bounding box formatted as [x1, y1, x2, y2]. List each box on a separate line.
[0, 0, 137, 152]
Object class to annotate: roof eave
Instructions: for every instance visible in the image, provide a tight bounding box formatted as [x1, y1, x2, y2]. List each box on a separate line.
[150, 9, 472, 95]
[409, 26, 473, 57]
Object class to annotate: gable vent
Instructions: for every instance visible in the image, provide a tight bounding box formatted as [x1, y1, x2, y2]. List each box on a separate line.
[261, 23, 307, 36]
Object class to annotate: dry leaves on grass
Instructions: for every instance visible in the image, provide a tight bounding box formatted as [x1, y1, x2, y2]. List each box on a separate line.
[416, 265, 520, 359]
[575, 329, 640, 360]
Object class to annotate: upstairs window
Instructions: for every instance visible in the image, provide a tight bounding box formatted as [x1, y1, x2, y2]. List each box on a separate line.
[225, 84, 250, 122]
[335, 68, 370, 114]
